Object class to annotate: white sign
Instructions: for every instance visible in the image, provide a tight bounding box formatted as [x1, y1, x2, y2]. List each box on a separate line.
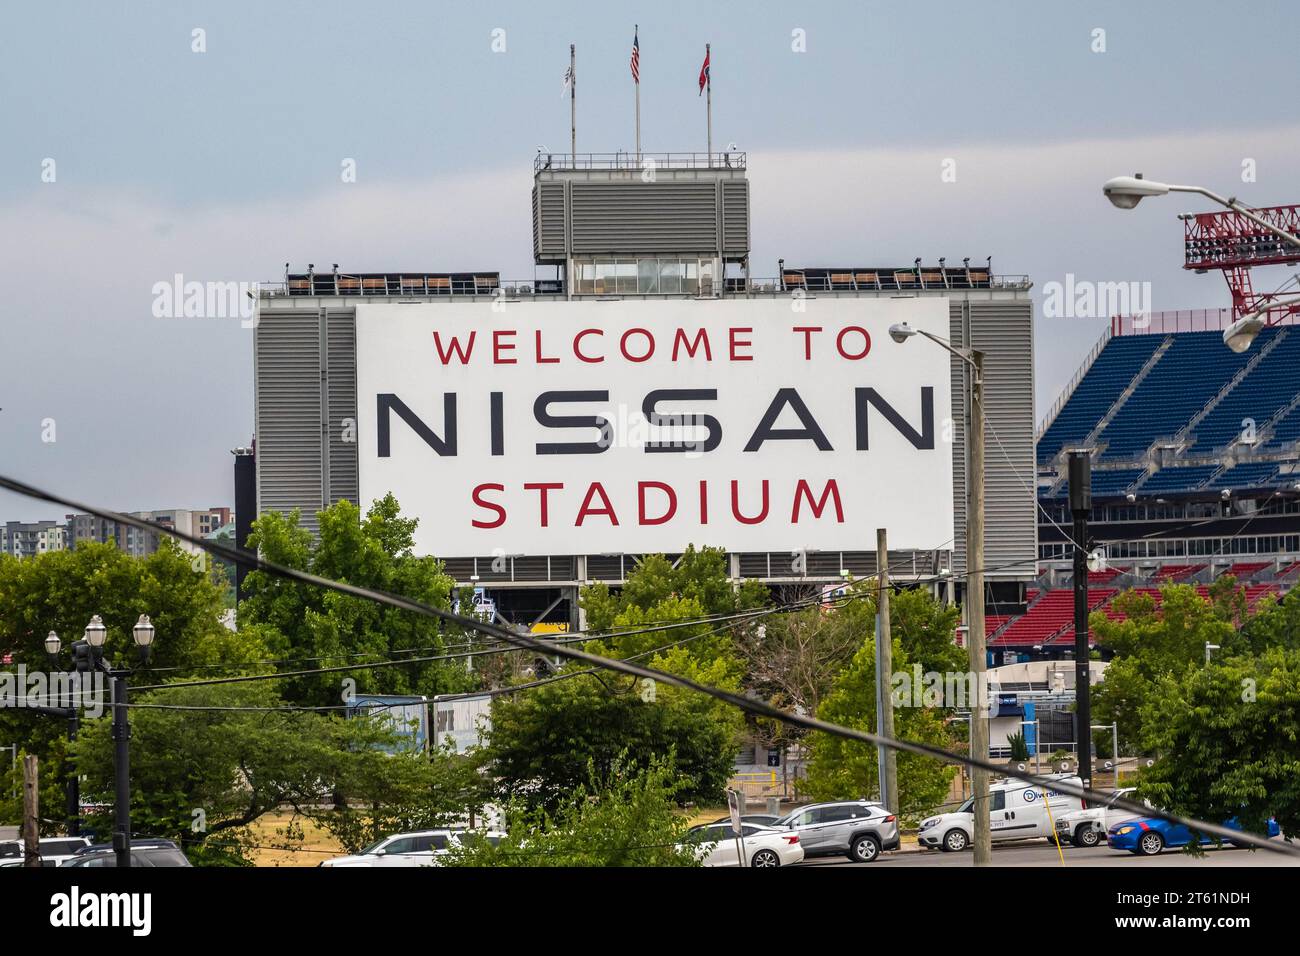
[356, 298, 954, 557]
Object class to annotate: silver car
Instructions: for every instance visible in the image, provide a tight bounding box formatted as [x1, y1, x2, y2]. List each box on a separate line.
[776, 801, 899, 863]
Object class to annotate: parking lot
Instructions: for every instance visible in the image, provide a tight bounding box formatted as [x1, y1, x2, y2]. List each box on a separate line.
[798, 841, 1300, 868]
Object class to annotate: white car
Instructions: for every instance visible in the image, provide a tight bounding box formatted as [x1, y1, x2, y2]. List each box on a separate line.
[319, 829, 504, 867]
[1054, 787, 1147, 847]
[682, 822, 804, 868]
[0, 836, 91, 867]
[918, 774, 1085, 851]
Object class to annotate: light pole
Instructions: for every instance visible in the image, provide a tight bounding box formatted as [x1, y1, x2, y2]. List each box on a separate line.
[76, 613, 156, 868]
[1068, 452, 1093, 791]
[1102, 173, 1300, 352]
[37, 631, 81, 835]
[888, 321, 991, 865]
[1205, 642, 1221, 665]
[1092, 722, 1119, 789]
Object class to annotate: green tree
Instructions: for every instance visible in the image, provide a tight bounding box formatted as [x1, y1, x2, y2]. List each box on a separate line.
[0, 540, 257, 830]
[802, 636, 958, 819]
[444, 756, 699, 867]
[69, 681, 483, 863]
[483, 669, 737, 812]
[1091, 583, 1242, 753]
[580, 546, 768, 662]
[238, 495, 475, 706]
[1136, 646, 1300, 843]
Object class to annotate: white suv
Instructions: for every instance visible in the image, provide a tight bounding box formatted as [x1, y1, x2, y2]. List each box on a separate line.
[320, 829, 503, 867]
[0, 836, 91, 867]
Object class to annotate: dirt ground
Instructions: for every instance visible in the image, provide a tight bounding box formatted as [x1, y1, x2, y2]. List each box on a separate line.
[243, 811, 346, 867]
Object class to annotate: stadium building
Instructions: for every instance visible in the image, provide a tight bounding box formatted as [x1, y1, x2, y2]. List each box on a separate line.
[250, 151, 1038, 631]
[986, 310, 1300, 662]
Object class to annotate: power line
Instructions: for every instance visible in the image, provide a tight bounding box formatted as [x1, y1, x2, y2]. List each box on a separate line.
[2, 473, 1291, 857]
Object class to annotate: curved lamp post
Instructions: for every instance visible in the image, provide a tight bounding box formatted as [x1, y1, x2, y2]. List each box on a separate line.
[1102, 174, 1300, 352]
[888, 321, 992, 866]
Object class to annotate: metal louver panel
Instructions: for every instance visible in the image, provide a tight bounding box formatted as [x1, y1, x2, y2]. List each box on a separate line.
[721, 180, 750, 255]
[255, 312, 324, 532]
[326, 311, 359, 508]
[533, 183, 567, 259]
[570, 182, 718, 253]
[949, 300, 1037, 578]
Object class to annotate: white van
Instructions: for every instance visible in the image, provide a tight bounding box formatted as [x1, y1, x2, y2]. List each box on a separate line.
[917, 775, 1084, 851]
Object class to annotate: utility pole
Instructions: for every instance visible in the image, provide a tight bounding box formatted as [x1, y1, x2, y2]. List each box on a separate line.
[875, 529, 898, 812]
[22, 755, 39, 868]
[111, 669, 132, 868]
[1069, 451, 1093, 791]
[968, 350, 991, 866]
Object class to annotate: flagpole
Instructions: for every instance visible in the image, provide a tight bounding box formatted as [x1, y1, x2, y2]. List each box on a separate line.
[634, 25, 641, 161]
[569, 44, 576, 163]
[705, 43, 712, 165]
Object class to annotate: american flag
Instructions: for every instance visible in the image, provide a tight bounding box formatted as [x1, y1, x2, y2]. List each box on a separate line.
[629, 28, 640, 84]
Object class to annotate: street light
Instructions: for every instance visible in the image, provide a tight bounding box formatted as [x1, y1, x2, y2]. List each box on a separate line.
[888, 320, 992, 866]
[75, 613, 159, 867]
[1104, 174, 1300, 351]
[1205, 642, 1221, 665]
[1101, 174, 1172, 209]
[1221, 294, 1300, 353]
[83, 615, 106, 651]
[132, 615, 155, 663]
[1103, 174, 1300, 250]
[35, 631, 80, 835]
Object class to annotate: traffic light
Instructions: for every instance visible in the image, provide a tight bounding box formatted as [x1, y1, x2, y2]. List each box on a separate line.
[72, 640, 95, 674]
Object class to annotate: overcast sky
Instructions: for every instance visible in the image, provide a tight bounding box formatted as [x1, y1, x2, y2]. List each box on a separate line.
[3, 0, 1300, 521]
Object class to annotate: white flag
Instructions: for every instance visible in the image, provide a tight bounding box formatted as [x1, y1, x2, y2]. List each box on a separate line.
[562, 64, 574, 97]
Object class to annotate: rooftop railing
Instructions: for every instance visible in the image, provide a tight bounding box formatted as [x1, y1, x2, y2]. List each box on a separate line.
[259, 272, 1031, 298]
[533, 151, 746, 173]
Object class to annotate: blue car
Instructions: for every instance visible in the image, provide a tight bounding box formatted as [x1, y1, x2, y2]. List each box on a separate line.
[1108, 816, 1281, 855]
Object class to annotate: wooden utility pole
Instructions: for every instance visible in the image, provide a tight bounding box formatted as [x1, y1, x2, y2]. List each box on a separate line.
[875, 529, 898, 813]
[22, 755, 39, 868]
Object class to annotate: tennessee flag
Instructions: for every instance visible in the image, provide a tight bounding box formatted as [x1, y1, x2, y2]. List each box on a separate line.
[698, 48, 710, 95]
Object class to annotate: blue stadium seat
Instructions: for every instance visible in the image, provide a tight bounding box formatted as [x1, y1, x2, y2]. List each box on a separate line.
[1136, 464, 1219, 494]
[1037, 335, 1165, 464]
[1094, 331, 1262, 461]
[1087, 468, 1148, 497]
[1204, 461, 1283, 490]
[1187, 328, 1299, 452]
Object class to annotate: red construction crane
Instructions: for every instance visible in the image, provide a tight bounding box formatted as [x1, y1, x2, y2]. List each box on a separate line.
[1182, 204, 1300, 320]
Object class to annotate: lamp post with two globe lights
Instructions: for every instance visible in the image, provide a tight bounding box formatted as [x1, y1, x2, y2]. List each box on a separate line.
[1101, 174, 1300, 352]
[46, 614, 157, 867]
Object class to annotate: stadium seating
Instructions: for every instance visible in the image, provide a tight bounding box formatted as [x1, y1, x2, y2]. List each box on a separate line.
[990, 588, 1114, 647]
[1221, 561, 1270, 580]
[1204, 461, 1283, 490]
[1037, 335, 1165, 464]
[1038, 326, 1300, 496]
[1094, 332, 1263, 460]
[1187, 328, 1300, 452]
[1153, 564, 1204, 582]
[1138, 465, 1219, 494]
[1087, 468, 1148, 497]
